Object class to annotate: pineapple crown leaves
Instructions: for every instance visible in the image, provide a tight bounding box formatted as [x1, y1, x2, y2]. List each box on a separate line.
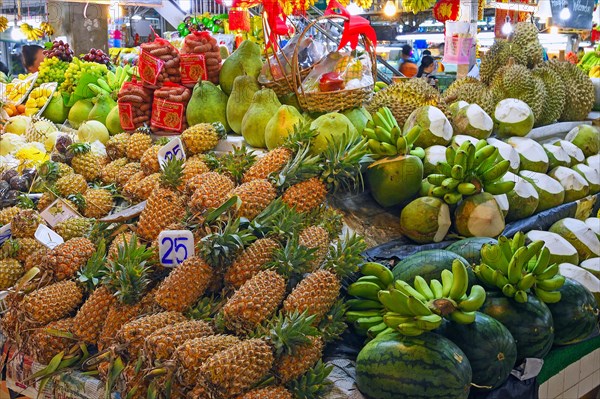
[248, 198, 304, 241]
[264, 234, 316, 278]
[17, 194, 36, 209]
[287, 360, 333, 399]
[199, 217, 255, 269]
[159, 158, 185, 190]
[319, 299, 348, 343]
[215, 145, 257, 185]
[202, 152, 220, 170]
[37, 161, 60, 182]
[68, 142, 92, 155]
[0, 239, 20, 258]
[67, 193, 86, 209]
[77, 239, 108, 292]
[186, 295, 224, 321]
[257, 310, 319, 358]
[135, 125, 152, 135]
[210, 122, 228, 140]
[271, 143, 322, 191]
[281, 121, 318, 153]
[304, 206, 344, 240]
[321, 130, 372, 194]
[101, 234, 153, 305]
[155, 137, 170, 146]
[322, 233, 367, 279]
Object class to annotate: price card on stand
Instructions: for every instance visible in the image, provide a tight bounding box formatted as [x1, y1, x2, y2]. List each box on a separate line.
[40, 198, 82, 228]
[0, 224, 11, 246]
[158, 137, 186, 168]
[158, 230, 194, 267]
[34, 224, 64, 249]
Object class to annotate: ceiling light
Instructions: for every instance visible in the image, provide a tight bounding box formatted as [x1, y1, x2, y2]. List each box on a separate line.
[383, 0, 397, 16]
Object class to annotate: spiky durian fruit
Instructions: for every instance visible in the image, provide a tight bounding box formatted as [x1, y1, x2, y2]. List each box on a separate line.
[154, 256, 213, 312]
[56, 173, 88, 197]
[82, 188, 113, 218]
[531, 66, 566, 126]
[106, 133, 130, 160]
[11, 209, 45, 238]
[367, 79, 446, 125]
[548, 60, 594, 121]
[442, 77, 496, 116]
[511, 22, 544, 68]
[21, 280, 84, 326]
[479, 40, 528, 85]
[181, 122, 227, 155]
[101, 158, 128, 184]
[0, 258, 24, 289]
[29, 317, 75, 364]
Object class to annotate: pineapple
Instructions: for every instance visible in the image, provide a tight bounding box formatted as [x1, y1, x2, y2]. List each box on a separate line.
[107, 231, 133, 260]
[243, 147, 293, 183]
[182, 156, 210, 185]
[0, 258, 24, 289]
[154, 256, 213, 312]
[0, 206, 21, 225]
[224, 238, 279, 289]
[48, 237, 96, 281]
[190, 172, 235, 213]
[284, 234, 366, 324]
[25, 248, 49, 271]
[299, 226, 330, 272]
[69, 143, 102, 182]
[143, 320, 214, 363]
[115, 162, 142, 187]
[181, 122, 226, 155]
[122, 171, 147, 200]
[12, 238, 44, 263]
[29, 318, 74, 364]
[54, 217, 94, 241]
[55, 173, 88, 197]
[21, 280, 84, 325]
[100, 158, 128, 185]
[72, 286, 115, 344]
[206, 145, 257, 185]
[133, 173, 161, 201]
[236, 386, 293, 399]
[82, 188, 114, 218]
[276, 335, 324, 383]
[282, 177, 328, 213]
[136, 159, 186, 242]
[56, 162, 74, 178]
[230, 179, 277, 220]
[127, 129, 153, 161]
[11, 209, 45, 238]
[106, 133, 130, 160]
[0, 240, 18, 260]
[140, 144, 162, 175]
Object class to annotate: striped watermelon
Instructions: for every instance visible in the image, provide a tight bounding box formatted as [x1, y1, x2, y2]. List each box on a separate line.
[436, 312, 517, 390]
[392, 250, 476, 287]
[480, 292, 554, 364]
[445, 237, 498, 266]
[356, 332, 472, 399]
[546, 277, 599, 345]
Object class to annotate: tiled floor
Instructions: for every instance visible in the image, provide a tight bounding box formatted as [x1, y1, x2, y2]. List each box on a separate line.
[539, 350, 600, 399]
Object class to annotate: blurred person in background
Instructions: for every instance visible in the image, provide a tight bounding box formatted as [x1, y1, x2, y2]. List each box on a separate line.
[416, 55, 438, 88]
[399, 44, 418, 78]
[21, 45, 44, 73]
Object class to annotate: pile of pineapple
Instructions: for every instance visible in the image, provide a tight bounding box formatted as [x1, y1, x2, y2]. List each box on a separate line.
[0, 121, 371, 398]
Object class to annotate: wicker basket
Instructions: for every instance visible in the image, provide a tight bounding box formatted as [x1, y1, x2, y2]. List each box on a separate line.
[292, 15, 377, 113]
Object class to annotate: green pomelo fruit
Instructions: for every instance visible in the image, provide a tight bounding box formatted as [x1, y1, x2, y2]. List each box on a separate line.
[549, 218, 600, 260]
[68, 98, 94, 129]
[88, 93, 116, 125]
[366, 154, 423, 207]
[399, 196, 451, 244]
[548, 166, 590, 203]
[77, 120, 110, 144]
[187, 81, 230, 131]
[309, 113, 357, 155]
[3, 115, 30, 135]
[565, 124, 599, 158]
[405, 105, 453, 148]
[454, 192, 505, 238]
[105, 106, 123, 135]
[519, 170, 565, 212]
[42, 93, 69, 124]
[525, 230, 580, 265]
[264, 105, 303, 150]
[226, 75, 260, 135]
[343, 107, 372, 135]
[219, 40, 262, 95]
[493, 98, 534, 138]
[506, 137, 549, 173]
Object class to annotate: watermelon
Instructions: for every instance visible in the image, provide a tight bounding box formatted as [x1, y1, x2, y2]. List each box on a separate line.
[393, 250, 476, 287]
[445, 238, 498, 266]
[480, 292, 554, 364]
[436, 312, 517, 390]
[546, 278, 599, 345]
[356, 332, 472, 399]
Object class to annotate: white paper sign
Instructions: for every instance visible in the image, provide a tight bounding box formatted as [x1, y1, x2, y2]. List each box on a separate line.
[158, 137, 186, 169]
[34, 224, 64, 249]
[40, 198, 81, 227]
[158, 230, 194, 267]
[0, 224, 11, 246]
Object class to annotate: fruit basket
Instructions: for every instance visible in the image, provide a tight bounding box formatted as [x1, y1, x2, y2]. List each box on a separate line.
[292, 15, 376, 113]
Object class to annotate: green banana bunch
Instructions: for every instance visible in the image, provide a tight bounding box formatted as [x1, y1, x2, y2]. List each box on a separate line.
[362, 106, 424, 159]
[428, 139, 515, 205]
[475, 232, 564, 304]
[88, 65, 134, 99]
[378, 259, 485, 336]
[373, 81, 388, 93]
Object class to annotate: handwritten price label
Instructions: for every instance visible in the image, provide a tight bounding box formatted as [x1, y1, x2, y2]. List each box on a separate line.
[34, 224, 64, 249]
[158, 230, 194, 267]
[0, 224, 11, 246]
[158, 137, 186, 168]
[40, 198, 81, 228]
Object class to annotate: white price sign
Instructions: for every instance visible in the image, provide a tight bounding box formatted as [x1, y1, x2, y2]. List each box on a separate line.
[158, 137, 186, 169]
[158, 230, 194, 267]
[40, 198, 81, 227]
[35, 224, 64, 249]
[0, 224, 11, 246]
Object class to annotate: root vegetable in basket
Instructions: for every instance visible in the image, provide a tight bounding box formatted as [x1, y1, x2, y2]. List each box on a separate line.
[181, 30, 222, 85]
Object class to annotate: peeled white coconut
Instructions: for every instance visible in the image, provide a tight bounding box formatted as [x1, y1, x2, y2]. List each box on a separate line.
[500, 172, 539, 221]
[448, 101, 469, 118]
[519, 171, 565, 212]
[487, 137, 520, 172]
[493, 194, 509, 217]
[565, 124, 599, 158]
[450, 135, 479, 150]
[572, 164, 600, 194]
[406, 106, 453, 148]
[554, 140, 585, 165]
[78, 120, 110, 144]
[526, 230, 580, 265]
[586, 154, 599, 174]
[549, 218, 600, 260]
[506, 137, 549, 173]
[3, 115, 30, 135]
[548, 166, 590, 203]
[585, 217, 600, 238]
[493, 99, 534, 138]
[423, 145, 447, 176]
[454, 192, 505, 238]
[558, 263, 600, 303]
[580, 258, 600, 278]
[453, 104, 493, 139]
[0, 133, 27, 156]
[543, 143, 571, 169]
[399, 197, 451, 244]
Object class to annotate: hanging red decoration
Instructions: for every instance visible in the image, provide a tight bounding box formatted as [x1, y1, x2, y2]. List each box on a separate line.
[433, 0, 460, 23]
[228, 8, 251, 31]
[324, 0, 377, 51]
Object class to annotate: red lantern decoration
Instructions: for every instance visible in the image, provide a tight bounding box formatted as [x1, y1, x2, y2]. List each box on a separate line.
[433, 0, 460, 23]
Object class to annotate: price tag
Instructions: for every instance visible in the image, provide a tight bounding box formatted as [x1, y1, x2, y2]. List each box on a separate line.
[40, 198, 81, 228]
[0, 224, 11, 246]
[158, 137, 186, 168]
[34, 224, 64, 249]
[158, 230, 194, 267]
[118, 102, 136, 131]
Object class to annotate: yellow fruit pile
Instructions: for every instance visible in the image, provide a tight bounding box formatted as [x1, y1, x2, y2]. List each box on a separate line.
[24, 84, 54, 116]
[589, 65, 600, 78]
[5, 76, 34, 103]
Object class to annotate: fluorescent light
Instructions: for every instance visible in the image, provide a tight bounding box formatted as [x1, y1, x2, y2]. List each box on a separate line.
[501, 22, 513, 35]
[550, 26, 559, 34]
[383, 0, 397, 16]
[490, 1, 537, 12]
[11, 27, 26, 41]
[559, 7, 571, 20]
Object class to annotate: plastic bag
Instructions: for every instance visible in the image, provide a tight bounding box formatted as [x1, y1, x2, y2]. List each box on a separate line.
[150, 83, 191, 135]
[139, 37, 181, 89]
[301, 50, 373, 93]
[117, 78, 153, 132]
[259, 35, 326, 83]
[180, 31, 222, 86]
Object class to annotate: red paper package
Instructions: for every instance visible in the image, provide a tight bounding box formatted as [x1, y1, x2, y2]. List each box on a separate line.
[150, 83, 191, 135]
[139, 37, 181, 89]
[180, 30, 221, 86]
[117, 78, 153, 132]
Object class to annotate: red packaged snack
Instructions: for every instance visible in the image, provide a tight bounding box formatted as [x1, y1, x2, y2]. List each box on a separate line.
[180, 30, 221, 86]
[117, 78, 153, 132]
[150, 83, 191, 135]
[139, 37, 181, 89]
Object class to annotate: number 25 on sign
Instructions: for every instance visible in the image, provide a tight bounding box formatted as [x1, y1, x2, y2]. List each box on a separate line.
[159, 230, 194, 267]
[158, 137, 186, 168]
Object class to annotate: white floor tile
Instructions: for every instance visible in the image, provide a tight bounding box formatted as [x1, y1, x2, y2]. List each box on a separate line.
[562, 384, 579, 399]
[578, 370, 600, 397]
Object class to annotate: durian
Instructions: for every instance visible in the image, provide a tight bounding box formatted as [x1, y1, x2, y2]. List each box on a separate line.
[531, 66, 566, 126]
[510, 23, 544, 69]
[442, 77, 496, 116]
[547, 60, 594, 122]
[479, 40, 528, 85]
